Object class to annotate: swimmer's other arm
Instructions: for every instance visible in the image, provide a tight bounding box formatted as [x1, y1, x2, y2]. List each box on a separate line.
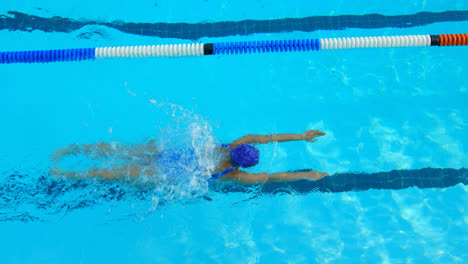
[222, 169, 329, 184]
[231, 129, 326, 145]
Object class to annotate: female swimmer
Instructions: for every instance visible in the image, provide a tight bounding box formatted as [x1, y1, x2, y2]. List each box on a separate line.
[51, 129, 329, 184]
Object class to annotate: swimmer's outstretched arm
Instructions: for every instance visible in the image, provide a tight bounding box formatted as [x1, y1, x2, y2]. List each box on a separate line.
[231, 130, 325, 146]
[223, 169, 329, 184]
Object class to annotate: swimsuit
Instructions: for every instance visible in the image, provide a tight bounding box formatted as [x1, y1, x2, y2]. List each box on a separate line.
[154, 148, 199, 179]
[210, 144, 236, 179]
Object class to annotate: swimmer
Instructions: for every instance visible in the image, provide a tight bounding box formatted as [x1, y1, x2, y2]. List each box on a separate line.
[51, 129, 329, 184]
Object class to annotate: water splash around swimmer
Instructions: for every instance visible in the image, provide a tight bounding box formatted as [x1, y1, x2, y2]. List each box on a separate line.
[0, 100, 222, 222]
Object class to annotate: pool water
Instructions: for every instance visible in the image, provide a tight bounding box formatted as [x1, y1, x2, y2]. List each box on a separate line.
[1, 1, 468, 263]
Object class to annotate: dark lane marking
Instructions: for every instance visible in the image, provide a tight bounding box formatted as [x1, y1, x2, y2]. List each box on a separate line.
[1, 10, 467, 40]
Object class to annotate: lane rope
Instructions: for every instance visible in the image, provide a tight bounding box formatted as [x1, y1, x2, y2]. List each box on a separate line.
[0, 34, 466, 64]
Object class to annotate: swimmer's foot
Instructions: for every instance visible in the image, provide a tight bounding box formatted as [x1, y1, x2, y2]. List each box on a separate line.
[50, 166, 63, 177]
[51, 144, 79, 162]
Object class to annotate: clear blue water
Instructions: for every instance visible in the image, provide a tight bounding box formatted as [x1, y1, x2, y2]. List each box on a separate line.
[1, 1, 468, 263]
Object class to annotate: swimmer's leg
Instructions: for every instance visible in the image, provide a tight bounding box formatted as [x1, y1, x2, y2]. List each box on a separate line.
[51, 142, 114, 162]
[51, 164, 156, 180]
[51, 139, 159, 162]
[86, 164, 143, 180]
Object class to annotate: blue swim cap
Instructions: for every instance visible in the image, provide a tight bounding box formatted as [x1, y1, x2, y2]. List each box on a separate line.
[231, 144, 259, 168]
[211, 144, 260, 179]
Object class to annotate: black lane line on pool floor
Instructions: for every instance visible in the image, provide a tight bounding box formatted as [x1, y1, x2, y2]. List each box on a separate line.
[1, 10, 468, 40]
[214, 168, 468, 194]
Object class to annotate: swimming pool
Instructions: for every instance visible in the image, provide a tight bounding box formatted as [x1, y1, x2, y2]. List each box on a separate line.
[1, 0, 468, 263]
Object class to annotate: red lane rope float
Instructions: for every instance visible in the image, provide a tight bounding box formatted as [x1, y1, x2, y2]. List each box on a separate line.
[439, 34, 468, 46]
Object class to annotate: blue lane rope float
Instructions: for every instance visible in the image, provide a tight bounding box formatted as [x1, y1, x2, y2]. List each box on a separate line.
[211, 39, 320, 54]
[0, 48, 95, 64]
[0, 34, 467, 64]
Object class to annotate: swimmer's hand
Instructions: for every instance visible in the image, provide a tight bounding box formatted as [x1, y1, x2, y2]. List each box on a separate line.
[302, 129, 326, 142]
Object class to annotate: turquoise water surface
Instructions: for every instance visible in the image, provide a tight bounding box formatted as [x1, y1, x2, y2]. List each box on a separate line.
[1, 1, 468, 263]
